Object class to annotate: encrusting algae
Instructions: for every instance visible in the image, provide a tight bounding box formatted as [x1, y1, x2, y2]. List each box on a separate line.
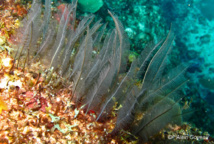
[0, 49, 123, 143]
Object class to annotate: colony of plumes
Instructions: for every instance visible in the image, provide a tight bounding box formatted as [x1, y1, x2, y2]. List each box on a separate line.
[1, 0, 189, 143]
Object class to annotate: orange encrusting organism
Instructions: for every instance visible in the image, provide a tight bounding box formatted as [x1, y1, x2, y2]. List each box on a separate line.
[0, 96, 8, 114]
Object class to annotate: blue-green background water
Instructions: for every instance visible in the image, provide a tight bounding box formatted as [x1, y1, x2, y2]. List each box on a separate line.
[104, 0, 214, 136]
[50, 0, 214, 136]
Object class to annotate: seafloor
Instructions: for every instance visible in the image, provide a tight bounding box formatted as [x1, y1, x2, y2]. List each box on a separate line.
[0, 0, 214, 143]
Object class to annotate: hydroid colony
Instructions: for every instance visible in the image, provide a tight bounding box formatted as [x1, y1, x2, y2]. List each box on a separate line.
[5, 0, 188, 142]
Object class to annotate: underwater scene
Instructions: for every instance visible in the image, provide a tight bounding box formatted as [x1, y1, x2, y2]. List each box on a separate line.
[0, 0, 214, 143]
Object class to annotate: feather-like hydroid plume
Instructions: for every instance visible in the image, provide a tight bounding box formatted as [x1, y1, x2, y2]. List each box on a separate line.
[70, 26, 94, 103]
[141, 29, 175, 89]
[108, 10, 130, 73]
[111, 28, 188, 141]
[96, 58, 138, 121]
[12, 0, 189, 142]
[60, 15, 95, 75]
[111, 86, 139, 134]
[42, 0, 51, 40]
[133, 97, 182, 142]
[13, 1, 42, 67]
[49, 4, 75, 68]
[84, 61, 111, 114]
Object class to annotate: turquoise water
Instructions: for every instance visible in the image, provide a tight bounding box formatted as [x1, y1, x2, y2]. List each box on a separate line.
[75, 0, 214, 137]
